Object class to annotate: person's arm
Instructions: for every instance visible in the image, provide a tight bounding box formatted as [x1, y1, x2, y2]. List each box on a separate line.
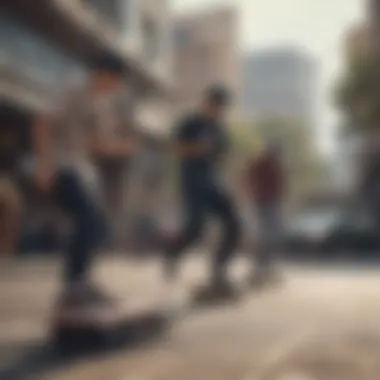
[33, 116, 52, 165]
[271, 155, 286, 202]
[243, 159, 256, 198]
[32, 115, 55, 191]
[277, 159, 285, 200]
[32, 90, 74, 191]
[87, 133, 138, 158]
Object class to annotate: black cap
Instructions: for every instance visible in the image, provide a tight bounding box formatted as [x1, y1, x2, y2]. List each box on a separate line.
[90, 54, 128, 76]
[206, 84, 232, 106]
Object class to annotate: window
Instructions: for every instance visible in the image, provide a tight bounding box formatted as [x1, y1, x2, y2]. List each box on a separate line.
[84, 0, 126, 30]
[0, 13, 84, 88]
[142, 16, 160, 61]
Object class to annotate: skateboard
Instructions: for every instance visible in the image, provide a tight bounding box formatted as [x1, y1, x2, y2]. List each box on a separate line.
[188, 274, 283, 309]
[51, 300, 177, 352]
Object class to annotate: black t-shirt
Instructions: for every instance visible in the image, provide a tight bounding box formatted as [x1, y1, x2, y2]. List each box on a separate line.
[174, 113, 228, 183]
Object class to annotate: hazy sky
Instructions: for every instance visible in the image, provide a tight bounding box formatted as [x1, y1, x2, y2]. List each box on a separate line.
[171, 0, 365, 153]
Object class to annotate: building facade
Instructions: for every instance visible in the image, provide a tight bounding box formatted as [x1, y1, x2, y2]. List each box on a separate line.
[345, 24, 372, 60]
[172, 6, 241, 118]
[135, 0, 174, 135]
[1, 0, 174, 251]
[242, 47, 318, 126]
[369, 0, 380, 49]
[333, 20, 375, 195]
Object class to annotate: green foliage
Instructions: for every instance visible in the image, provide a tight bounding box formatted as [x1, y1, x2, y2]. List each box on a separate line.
[161, 116, 327, 207]
[225, 121, 262, 189]
[336, 53, 380, 131]
[261, 117, 326, 202]
[230, 116, 328, 205]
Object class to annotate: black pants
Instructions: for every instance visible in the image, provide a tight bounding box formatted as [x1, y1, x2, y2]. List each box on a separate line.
[168, 181, 240, 280]
[51, 169, 108, 285]
[255, 203, 282, 271]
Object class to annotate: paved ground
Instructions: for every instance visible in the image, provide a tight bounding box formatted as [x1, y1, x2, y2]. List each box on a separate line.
[2, 256, 380, 380]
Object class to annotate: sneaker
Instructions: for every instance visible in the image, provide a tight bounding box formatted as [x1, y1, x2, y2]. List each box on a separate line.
[248, 271, 266, 289]
[57, 282, 118, 312]
[163, 257, 181, 282]
[82, 283, 118, 306]
[193, 278, 239, 304]
[249, 267, 283, 289]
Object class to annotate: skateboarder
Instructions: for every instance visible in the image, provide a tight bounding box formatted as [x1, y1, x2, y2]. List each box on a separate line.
[32, 54, 138, 315]
[164, 85, 240, 300]
[245, 140, 285, 286]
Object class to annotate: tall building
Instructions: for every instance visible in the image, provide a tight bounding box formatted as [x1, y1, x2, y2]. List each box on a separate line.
[243, 47, 318, 125]
[172, 6, 241, 118]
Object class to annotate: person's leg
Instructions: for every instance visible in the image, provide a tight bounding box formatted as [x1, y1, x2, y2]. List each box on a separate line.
[256, 204, 271, 271]
[164, 190, 206, 280]
[207, 187, 240, 285]
[253, 203, 281, 283]
[104, 169, 126, 249]
[51, 170, 107, 287]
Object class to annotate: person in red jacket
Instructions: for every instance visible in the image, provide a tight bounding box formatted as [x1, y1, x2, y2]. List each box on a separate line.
[245, 140, 285, 286]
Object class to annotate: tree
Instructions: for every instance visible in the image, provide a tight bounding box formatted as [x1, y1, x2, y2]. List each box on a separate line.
[227, 121, 262, 180]
[336, 53, 380, 132]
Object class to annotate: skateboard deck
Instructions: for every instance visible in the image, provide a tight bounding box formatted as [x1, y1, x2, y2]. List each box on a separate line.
[189, 285, 246, 309]
[51, 300, 175, 351]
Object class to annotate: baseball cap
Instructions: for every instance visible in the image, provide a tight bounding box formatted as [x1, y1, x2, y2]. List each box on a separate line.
[206, 84, 232, 106]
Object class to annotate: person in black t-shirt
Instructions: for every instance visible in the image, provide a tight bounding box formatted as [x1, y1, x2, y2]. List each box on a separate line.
[164, 85, 240, 298]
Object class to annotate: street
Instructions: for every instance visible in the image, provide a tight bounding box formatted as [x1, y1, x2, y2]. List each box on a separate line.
[1, 256, 380, 380]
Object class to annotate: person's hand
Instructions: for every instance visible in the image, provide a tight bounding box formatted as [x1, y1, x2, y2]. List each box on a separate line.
[35, 167, 53, 194]
[124, 139, 139, 156]
[197, 137, 213, 155]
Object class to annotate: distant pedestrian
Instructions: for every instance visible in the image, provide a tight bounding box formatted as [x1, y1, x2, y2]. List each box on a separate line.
[245, 140, 285, 286]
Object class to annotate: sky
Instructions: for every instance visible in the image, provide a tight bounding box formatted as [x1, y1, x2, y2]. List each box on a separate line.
[171, 0, 365, 154]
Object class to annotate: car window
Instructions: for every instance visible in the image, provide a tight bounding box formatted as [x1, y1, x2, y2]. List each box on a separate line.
[290, 208, 341, 232]
[339, 209, 375, 230]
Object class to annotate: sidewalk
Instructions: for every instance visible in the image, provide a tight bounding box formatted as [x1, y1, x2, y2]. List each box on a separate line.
[2, 257, 380, 379]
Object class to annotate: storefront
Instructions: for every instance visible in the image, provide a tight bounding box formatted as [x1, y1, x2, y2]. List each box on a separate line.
[0, 12, 86, 254]
[0, 4, 174, 254]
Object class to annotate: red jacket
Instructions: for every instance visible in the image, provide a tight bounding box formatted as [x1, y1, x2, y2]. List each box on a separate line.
[246, 153, 284, 203]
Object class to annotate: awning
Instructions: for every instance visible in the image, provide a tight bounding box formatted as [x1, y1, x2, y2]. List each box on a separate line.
[5, 0, 174, 97]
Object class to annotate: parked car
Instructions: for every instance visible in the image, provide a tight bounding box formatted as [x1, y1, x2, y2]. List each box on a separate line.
[284, 206, 380, 259]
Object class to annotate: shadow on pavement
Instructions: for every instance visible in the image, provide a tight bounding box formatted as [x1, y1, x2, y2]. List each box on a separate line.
[0, 328, 167, 380]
